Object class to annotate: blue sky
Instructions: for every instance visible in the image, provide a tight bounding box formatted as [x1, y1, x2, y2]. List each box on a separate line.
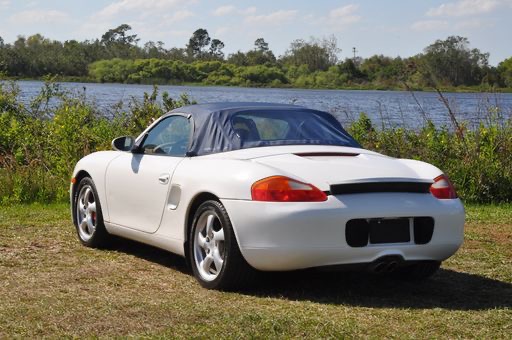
[0, 0, 510, 65]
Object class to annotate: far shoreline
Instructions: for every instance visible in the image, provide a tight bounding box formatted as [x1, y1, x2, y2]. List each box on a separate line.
[5, 77, 512, 94]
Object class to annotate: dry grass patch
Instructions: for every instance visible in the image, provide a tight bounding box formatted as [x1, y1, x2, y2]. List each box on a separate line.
[0, 203, 511, 338]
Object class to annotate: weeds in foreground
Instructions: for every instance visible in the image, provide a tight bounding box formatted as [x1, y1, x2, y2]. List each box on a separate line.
[0, 81, 193, 203]
[0, 81, 511, 204]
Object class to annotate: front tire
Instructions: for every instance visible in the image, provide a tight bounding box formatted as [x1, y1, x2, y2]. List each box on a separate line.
[73, 177, 110, 248]
[189, 200, 255, 290]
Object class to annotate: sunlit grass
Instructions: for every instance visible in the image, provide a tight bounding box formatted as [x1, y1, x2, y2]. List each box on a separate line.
[0, 204, 510, 338]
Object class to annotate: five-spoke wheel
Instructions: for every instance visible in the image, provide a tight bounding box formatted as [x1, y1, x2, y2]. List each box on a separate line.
[74, 177, 109, 247]
[190, 200, 255, 290]
[76, 185, 97, 242]
[193, 211, 226, 281]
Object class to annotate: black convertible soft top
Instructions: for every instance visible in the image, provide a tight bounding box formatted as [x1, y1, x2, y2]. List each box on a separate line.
[170, 102, 361, 156]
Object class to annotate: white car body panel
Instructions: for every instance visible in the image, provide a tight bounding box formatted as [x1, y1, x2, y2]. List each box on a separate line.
[72, 151, 121, 222]
[71, 139, 465, 272]
[251, 152, 434, 191]
[222, 194, 464, 270]
[105, 153, 184, 233]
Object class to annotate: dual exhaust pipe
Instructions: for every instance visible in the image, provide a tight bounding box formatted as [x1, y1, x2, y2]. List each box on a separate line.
[368, 256, 402, 274]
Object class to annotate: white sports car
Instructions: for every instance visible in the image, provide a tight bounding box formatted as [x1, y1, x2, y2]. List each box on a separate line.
[71, 102, 465, 289]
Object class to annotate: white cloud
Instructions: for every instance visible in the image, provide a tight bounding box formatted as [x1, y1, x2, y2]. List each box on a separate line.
[245, 10, 298, 24]
[239, 6, 257, 15]
[9, 10, 69, 24]
[79, 0, 196, 42]
[126, 21, 191, 42]
[411, 20, 450, 31]
[455, 18, 493, 29]
[0, 0, 10, 10]
[329, 4, 359, 19]
[97, 0, 190, 18]
[325, 4, 361, 30]
[214, 26, 230, 37]
[24, 1, 38, 8]
[213, 5, 236, 16]
[427, 0, 500, 17]
[213, 5, 257, 16]
[167, 30, 190, 38]
[163, 10, 194, 22]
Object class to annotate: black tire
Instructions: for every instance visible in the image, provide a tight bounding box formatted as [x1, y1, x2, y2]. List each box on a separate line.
[189, 200, 256, 290]
[396, 261, 441, 280]
[73, 177, 110, 248]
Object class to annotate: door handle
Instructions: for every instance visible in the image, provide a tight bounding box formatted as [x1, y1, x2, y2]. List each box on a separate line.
[158, 174, 170, 184]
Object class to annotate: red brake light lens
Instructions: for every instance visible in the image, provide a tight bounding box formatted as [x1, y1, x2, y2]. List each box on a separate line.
[430, 174, 458, 199]
[251, 176, 327, 202]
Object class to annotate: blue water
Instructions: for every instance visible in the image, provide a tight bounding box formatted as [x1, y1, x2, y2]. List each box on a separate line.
[14, 80, 512, 129]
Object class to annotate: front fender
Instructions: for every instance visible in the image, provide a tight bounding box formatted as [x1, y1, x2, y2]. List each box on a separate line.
[70, 151, 123, 222]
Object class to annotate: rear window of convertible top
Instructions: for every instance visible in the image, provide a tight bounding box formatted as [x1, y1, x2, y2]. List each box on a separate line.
[230, 110, 352, 144]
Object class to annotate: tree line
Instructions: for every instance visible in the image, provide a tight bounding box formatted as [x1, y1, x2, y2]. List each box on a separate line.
[1, 25, 511, 90]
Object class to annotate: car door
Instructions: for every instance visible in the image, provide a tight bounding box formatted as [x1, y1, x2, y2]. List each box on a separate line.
[105, 114, 191, 233]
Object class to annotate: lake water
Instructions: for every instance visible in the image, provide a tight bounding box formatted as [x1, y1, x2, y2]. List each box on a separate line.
[14, 80, 512, 129]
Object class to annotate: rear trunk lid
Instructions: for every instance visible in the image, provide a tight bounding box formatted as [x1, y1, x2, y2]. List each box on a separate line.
[251, 149, 431, 191]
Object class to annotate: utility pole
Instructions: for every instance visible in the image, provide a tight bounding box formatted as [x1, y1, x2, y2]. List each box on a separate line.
[352, 47, 358, 60]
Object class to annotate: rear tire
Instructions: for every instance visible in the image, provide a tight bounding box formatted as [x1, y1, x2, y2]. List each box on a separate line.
[73, 177, 110, 248]
[189, 200, 255, 290]
[397, 261, 441, 280]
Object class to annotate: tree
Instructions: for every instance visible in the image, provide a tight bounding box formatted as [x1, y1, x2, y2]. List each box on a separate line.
[281, 36, 340, 72]
[337, 58, 365, 81]
[360, 55, 406, 84]
[321, 35, 341, 66]
[166, 47, 188, 61]
[227, 51, 249, 66]
[187, 28, 210, 59]
[61, 39, 94, 76]
[101, 24, 139, 46]
[254, 38, 269, 52]
[100, 24, 140, 59]
[497, 57, 512, 87]
[144, 41, 166, 58]
[420, 36, 489, 86]
[209, 39, 225, 59]
[246, 50, 276, 66]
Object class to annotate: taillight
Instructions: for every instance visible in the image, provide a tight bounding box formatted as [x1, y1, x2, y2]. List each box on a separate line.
[430, 174, 458, 199]
[251, 176, 327, 202]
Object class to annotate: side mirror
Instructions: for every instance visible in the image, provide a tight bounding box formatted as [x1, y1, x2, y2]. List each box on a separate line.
[112, 136, 135, 152]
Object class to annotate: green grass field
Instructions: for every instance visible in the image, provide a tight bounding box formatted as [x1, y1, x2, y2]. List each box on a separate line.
[0, 203, 511, 338]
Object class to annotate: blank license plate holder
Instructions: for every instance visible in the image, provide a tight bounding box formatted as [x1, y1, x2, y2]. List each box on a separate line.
[369, 218, 410, 244]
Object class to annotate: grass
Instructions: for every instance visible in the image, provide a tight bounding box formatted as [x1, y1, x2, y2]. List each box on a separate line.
[0, 203, 511, 338]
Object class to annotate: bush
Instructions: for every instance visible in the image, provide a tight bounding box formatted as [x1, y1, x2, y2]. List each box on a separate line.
[1, 82, 510, 204]
[349, 113, 512, 203]
[0, 81, 193, 203]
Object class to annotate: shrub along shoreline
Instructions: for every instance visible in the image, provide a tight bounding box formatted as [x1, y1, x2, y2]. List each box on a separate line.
[0, 81, 511, 204]
[7, 74, 512, 93]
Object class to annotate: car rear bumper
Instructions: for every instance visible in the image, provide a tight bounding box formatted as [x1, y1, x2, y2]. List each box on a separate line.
[221, 193, 464, 271]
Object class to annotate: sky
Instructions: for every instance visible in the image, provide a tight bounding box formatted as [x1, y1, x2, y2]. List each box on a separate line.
[0, 0, 510, 65]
